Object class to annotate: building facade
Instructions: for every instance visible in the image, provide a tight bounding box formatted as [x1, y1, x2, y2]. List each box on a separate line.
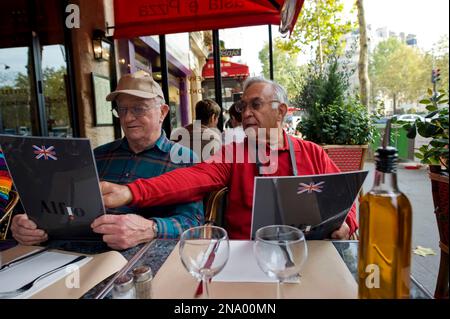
[0, 0, 210, 148]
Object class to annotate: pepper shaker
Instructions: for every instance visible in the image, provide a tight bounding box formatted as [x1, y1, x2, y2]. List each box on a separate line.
[133, 265, 153, 299]
[112, 274, 136, 299]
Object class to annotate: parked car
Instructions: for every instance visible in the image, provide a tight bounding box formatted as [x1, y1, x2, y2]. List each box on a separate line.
[18, 126, 30, 136]
[396, 114, 425, 123]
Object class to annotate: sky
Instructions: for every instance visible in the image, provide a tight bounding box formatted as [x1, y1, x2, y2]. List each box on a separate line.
[220, 0, 450, 76]
[0, 45, 66, 86]
[351, 0, 449, 50]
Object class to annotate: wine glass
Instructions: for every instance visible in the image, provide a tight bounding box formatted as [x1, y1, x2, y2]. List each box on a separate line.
[179, 225, 229, 298]
[253, 225, 308, 299]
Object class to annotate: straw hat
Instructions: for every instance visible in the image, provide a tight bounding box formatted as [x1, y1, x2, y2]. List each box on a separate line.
[106, 70, 164, 101]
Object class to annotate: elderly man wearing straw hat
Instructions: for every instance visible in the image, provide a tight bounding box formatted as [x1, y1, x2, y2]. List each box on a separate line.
[10, 71, 203, 250]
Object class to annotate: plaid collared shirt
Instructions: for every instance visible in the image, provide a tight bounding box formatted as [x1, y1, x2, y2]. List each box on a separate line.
[94, 131, 204, 239]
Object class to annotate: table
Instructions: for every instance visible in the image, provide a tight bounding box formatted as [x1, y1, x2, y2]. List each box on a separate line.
[77, 239, 433, 299]
[0, 239, 434, 299]
[332, 240, 433, 299]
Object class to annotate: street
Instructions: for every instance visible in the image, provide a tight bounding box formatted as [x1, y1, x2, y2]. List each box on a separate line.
[361, 161, 439, 296]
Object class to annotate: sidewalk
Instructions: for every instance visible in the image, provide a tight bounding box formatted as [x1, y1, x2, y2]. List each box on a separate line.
[362, 161, 439, 296]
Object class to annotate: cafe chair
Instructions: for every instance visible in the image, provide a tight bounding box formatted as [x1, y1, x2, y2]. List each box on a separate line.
[0, 190, 20, 240]
[204, 187, 228, 227]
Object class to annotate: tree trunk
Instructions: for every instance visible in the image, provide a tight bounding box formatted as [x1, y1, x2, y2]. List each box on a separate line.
[393, 93, 397, 114]
[316, 0, 324, 72]
[356, 0, 370, 109]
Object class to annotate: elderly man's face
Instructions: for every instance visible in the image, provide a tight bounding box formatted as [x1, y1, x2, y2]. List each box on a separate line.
[115, 94, 166, 145]
[241, 82, 282, 136]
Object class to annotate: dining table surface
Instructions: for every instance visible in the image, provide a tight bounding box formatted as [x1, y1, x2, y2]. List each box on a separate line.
[0, 238, 434, 299]
[29, 238, 433, 299]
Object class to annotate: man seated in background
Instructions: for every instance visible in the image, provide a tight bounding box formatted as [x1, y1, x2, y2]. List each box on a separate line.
[10, 71, 204, 250]
[171, 98, 222, 161]
[223, 102, 246, 145]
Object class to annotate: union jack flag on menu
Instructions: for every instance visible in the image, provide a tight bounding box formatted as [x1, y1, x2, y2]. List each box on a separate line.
[33, 145, 57, 160]
[297, 181, 324, 194]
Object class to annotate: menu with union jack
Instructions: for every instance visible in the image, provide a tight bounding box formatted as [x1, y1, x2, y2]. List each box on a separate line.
[251, 170, 368, 240]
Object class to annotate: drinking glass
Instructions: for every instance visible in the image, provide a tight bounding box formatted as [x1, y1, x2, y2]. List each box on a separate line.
[179, 225, 229, 298]
[253, 225, 308, 299]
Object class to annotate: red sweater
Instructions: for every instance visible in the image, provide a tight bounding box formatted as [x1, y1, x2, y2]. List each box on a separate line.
[128, 134, 358, 239]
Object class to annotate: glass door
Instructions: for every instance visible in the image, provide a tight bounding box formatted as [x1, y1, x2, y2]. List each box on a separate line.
[0, 0, 74, 138]
[42, 44, 72, 137]
[0, 47, 38, 136]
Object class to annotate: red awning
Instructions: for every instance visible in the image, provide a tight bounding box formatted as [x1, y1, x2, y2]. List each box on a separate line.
[202, 59, 250, 79]
[113, 0, 304, 39]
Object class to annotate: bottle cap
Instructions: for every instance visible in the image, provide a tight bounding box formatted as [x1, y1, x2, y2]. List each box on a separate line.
[133, 265, 153, 282]
[113, 274, 134, 293]
[375, 146, 398, 172]
[376, 146, 397, 156]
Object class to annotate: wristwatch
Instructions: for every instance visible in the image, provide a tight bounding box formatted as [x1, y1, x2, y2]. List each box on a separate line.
[151, 221, 158, 238]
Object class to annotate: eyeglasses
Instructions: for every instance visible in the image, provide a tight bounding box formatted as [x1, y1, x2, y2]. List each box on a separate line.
[235, 98, 281, 113]
[111, 105, 153, 118]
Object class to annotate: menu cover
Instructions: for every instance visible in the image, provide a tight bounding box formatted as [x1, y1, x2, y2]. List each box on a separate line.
[152, 240, 357, 299]
[0, 245, 127, 299]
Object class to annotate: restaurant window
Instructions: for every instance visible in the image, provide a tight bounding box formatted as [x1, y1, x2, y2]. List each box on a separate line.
[0, 47, 37, 136]
[168, 77, 181, 130]
[42, 45, 72, 137]
[165, 32, 192, 129]
[0, 0, 75, 137]
[201, 26, 267, 126]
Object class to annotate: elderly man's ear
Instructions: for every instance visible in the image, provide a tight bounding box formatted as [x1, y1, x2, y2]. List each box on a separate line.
[159, 104, 170, 123]
[278, 103, 288, 122]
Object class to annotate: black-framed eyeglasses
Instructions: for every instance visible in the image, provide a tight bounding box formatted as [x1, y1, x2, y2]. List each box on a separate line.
[111, 105, 153, 118]
[235, 98, 281, 113]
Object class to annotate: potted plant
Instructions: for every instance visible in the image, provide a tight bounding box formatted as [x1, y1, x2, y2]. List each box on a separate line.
[399, 89, 449, 299]
[295, 59, 376, 171]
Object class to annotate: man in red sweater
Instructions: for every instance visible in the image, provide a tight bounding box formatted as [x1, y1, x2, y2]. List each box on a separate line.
[101, 77, 358, 240]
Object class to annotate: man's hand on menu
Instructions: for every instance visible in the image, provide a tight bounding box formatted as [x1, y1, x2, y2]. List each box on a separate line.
[91, 214, 155, 250]
[100, 181, 133, 208]
[331, 221, 350, 240]
[10, 214, 48, 245]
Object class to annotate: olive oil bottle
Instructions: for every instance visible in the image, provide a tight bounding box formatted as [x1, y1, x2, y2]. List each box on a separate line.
[358, 145, 412, 299]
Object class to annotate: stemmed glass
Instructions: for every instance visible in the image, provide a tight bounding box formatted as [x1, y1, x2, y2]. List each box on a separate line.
[179, 225, 229, 298]
[253, 225, 308, 299]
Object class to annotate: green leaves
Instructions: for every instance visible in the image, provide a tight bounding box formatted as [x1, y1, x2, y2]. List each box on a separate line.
[258, 42, 305, 101]
[426, 104, 438, 112]
[298, 99, 375, 145]
[279, 0, 354, 67]
[297, 58, 376, 146]
[370, 38, 435, 109]
[406, 123, 417, 139]
[401, 90, 449, 171]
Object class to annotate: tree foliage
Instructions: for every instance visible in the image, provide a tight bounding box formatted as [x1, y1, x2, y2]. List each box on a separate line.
[370, 38, 429, 113]
[296, 58, 376, 145]
[278, 0, 355, 68]
[0, 67, 69, 133]
[258, 42, 305, 101]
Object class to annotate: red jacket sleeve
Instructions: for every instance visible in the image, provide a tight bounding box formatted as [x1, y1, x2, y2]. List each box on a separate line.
[128, 157, 232, 208]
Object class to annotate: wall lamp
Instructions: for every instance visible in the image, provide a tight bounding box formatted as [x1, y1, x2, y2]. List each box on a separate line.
[92, 29, 111, 61]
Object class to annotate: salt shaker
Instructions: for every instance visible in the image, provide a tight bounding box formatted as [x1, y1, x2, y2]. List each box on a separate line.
[112, 274, 136, 299]
[133, 265, 153, 299]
